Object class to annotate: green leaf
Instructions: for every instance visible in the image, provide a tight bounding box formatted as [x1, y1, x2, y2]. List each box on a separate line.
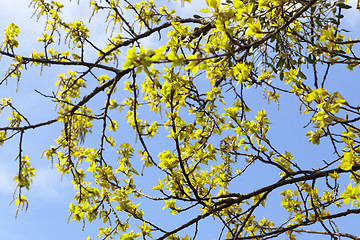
[340, 160, 353, 171]
[193, 14, 203, 18]
[199, 8, 211, 13]
[337, 3, 352, 9]
[206, 0, 220, 8]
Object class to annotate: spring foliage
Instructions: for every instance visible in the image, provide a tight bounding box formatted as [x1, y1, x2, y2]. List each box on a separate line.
[1, 0, 360, 239]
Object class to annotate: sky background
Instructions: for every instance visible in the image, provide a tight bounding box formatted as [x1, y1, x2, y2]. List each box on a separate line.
[0, 0, 360, 240]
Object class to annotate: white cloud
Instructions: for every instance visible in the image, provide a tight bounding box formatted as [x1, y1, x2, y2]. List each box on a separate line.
[0, 162, 16, 195]
[0, 1, 43, 51]
[0, 160, 71, 199]
[0, 0, 98, 51]
[344, 0, 360, 28]
[31, 167, 64, 199]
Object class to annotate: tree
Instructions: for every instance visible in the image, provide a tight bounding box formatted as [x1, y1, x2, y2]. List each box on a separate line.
[1, 0, 360, 239]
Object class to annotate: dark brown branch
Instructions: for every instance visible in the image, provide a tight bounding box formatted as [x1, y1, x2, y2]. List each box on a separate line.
[131, 71, 166, 173]
[98, 18, 205, 63]
[68, 69, 131, 115]
[294, 229, 360, 240]
[0, 50, 120, 73]
[157, 164, 360, 240]
[0, 119, 57, 131]
[230, 208, 360, 239]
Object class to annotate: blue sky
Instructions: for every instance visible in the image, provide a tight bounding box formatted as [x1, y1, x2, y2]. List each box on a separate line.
[1, 0, 360, 240]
